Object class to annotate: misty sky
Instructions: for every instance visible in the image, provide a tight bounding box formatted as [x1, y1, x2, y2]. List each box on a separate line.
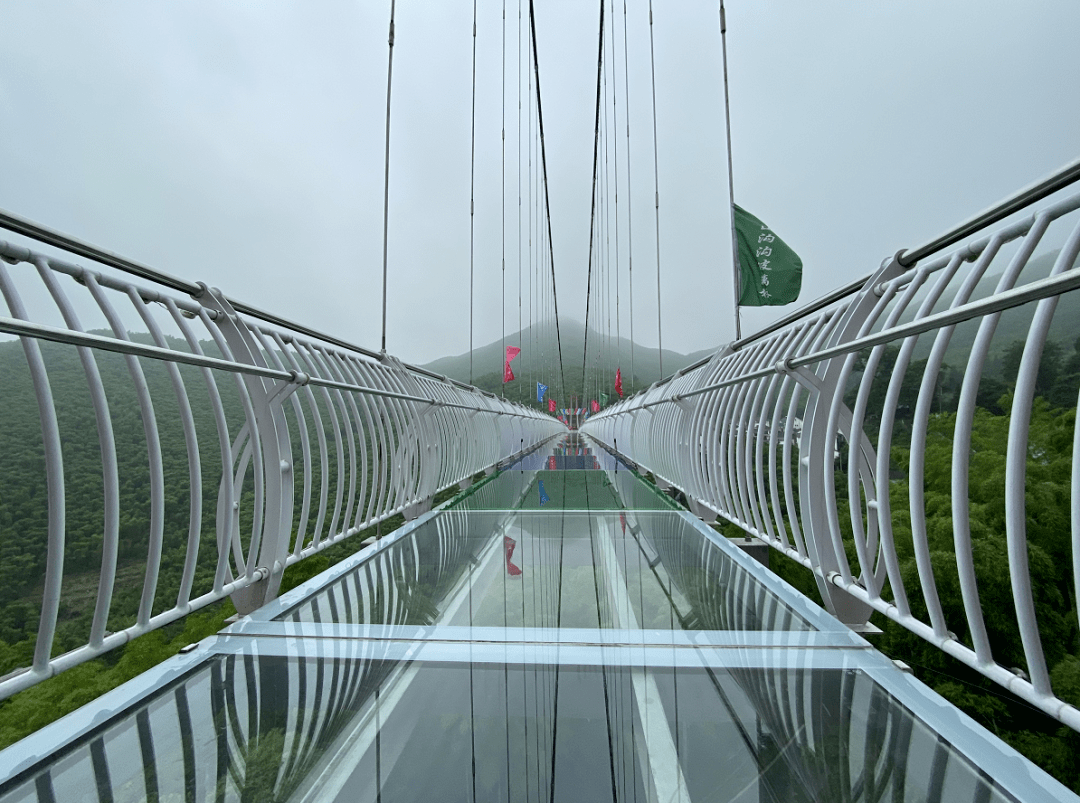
[2, 1, 1078, 368]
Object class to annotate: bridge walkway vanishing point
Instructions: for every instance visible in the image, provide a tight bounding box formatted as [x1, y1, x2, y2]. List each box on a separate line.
[0, 433, 1074, 803]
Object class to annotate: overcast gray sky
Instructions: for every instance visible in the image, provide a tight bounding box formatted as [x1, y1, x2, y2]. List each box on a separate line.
[2, 0, 1078, 367]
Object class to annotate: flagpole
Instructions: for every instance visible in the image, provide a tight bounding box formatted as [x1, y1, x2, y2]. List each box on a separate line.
[720, 0, 742, 340]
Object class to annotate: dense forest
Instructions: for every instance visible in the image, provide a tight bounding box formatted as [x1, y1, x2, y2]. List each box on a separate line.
[0, 331, 443, 678]
[0, 335, 239, 672]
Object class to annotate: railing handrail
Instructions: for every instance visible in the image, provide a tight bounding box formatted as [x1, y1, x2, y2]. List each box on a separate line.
[0, 315, 546, 419]
[0, 209, 498, 400]
[626, 155, 1080, 396]
[617, 261, 1080, 413]
[897, 154, 1080, 267]
[582, 182, 1080, 732]
[0, 229, 565, 701]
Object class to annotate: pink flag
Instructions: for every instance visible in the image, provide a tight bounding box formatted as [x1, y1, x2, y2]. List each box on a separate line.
[615, 367, 623, 398]
[548, 398, 556, 413]
[503, 346, 521, 383]
[591, 399, 600, 413]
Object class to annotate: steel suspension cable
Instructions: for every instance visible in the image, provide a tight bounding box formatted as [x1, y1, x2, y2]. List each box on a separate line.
[581, 0, 606, 398]
[527, 50, 534, 395]
[528, 0, 568, 396]
[469, 0, 478, 383]
[620, 0, 636, 389]
[517, 0, 523, 364]
[602, 68, 613, 394]
[379, 0, 397, 354]
[609, 0, 621, 379]
[502, 0, 507, 394]
[647, 0, 664, 378]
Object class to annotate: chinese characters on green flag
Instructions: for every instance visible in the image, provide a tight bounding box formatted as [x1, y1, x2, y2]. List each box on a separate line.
[734, 204, 802, 306]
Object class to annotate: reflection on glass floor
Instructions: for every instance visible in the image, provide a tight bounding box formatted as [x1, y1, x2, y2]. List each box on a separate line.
[278, 511, 813, 632]
[0, 435, 1073, 803]
[2, 650, 1021, 803]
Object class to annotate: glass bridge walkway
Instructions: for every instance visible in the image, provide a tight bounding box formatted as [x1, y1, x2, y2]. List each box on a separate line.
[0, 435, 1072, 803]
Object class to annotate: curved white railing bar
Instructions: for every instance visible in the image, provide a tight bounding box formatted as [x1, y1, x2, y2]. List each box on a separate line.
[583, 187, 1080, 731]
[0, 234, 564, 701]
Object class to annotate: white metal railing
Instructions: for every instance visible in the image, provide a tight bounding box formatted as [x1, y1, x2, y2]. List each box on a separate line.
[583, 166, 1080, 731]
[0, 220, 563, 700]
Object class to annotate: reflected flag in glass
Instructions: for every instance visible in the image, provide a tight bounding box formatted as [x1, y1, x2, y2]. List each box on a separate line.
[503, 535, 522, 576]
[538, 480, 550, 506]
[537, 382, 547, 402]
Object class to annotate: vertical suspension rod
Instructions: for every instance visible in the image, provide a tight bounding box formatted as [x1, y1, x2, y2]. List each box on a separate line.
[469, 0, 478, 383]
[647, 0, 664, 378]
[581, 0, 607, 397]
[528, 0, 568, 395]
[621, 0, 636, 391]
[502, 0, 507, 395]
[380, 0, 397, 354]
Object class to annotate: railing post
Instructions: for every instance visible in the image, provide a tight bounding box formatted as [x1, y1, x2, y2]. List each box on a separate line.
[793, 254, 906, 629]
[196, 285, 298, 614]
[380, 353, 439, 520]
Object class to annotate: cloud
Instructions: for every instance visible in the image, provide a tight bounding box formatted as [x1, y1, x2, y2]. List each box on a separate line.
[1, 0, 1078, 366]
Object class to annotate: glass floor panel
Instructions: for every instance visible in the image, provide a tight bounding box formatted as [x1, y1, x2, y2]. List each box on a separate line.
[275, 510, 814, 632]
[0, 435, 1074, 802]
[455, 469, 677, 511]
[0, 648, 1030, 803]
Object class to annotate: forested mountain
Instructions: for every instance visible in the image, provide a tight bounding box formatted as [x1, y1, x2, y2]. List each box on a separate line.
[420, 318, 714, 404]
[0, 333, 247, 673]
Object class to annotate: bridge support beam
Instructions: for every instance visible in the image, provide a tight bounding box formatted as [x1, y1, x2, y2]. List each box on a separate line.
[230, 574, 271, 617]
[404, 496, 434, 520]
[685, 497, 717, 523]
[729, 535, 770, 569]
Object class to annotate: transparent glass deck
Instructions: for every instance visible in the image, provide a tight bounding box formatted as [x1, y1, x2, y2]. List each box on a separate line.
[0, 435, 1073, 803]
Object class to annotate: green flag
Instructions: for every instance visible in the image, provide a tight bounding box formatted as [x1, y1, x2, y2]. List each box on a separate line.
[734, 204, 802, 306]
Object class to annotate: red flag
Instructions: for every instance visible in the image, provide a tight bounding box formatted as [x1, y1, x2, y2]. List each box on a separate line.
[504, 535, 522, 576]
[620, 513, 627, 534]
[591, 399, 600, 413]
[548, 398, 556, 413]
[615, 367, 623, 397]
[548, 456, 557, 470]
[503, 346, 521, 383]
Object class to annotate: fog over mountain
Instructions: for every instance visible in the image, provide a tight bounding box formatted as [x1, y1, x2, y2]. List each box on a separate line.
[421, 317, 714, 395]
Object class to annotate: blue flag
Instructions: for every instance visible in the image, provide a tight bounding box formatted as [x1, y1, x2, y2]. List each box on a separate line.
[537, 382, 547, 402]
[538, 480, 550, 506]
